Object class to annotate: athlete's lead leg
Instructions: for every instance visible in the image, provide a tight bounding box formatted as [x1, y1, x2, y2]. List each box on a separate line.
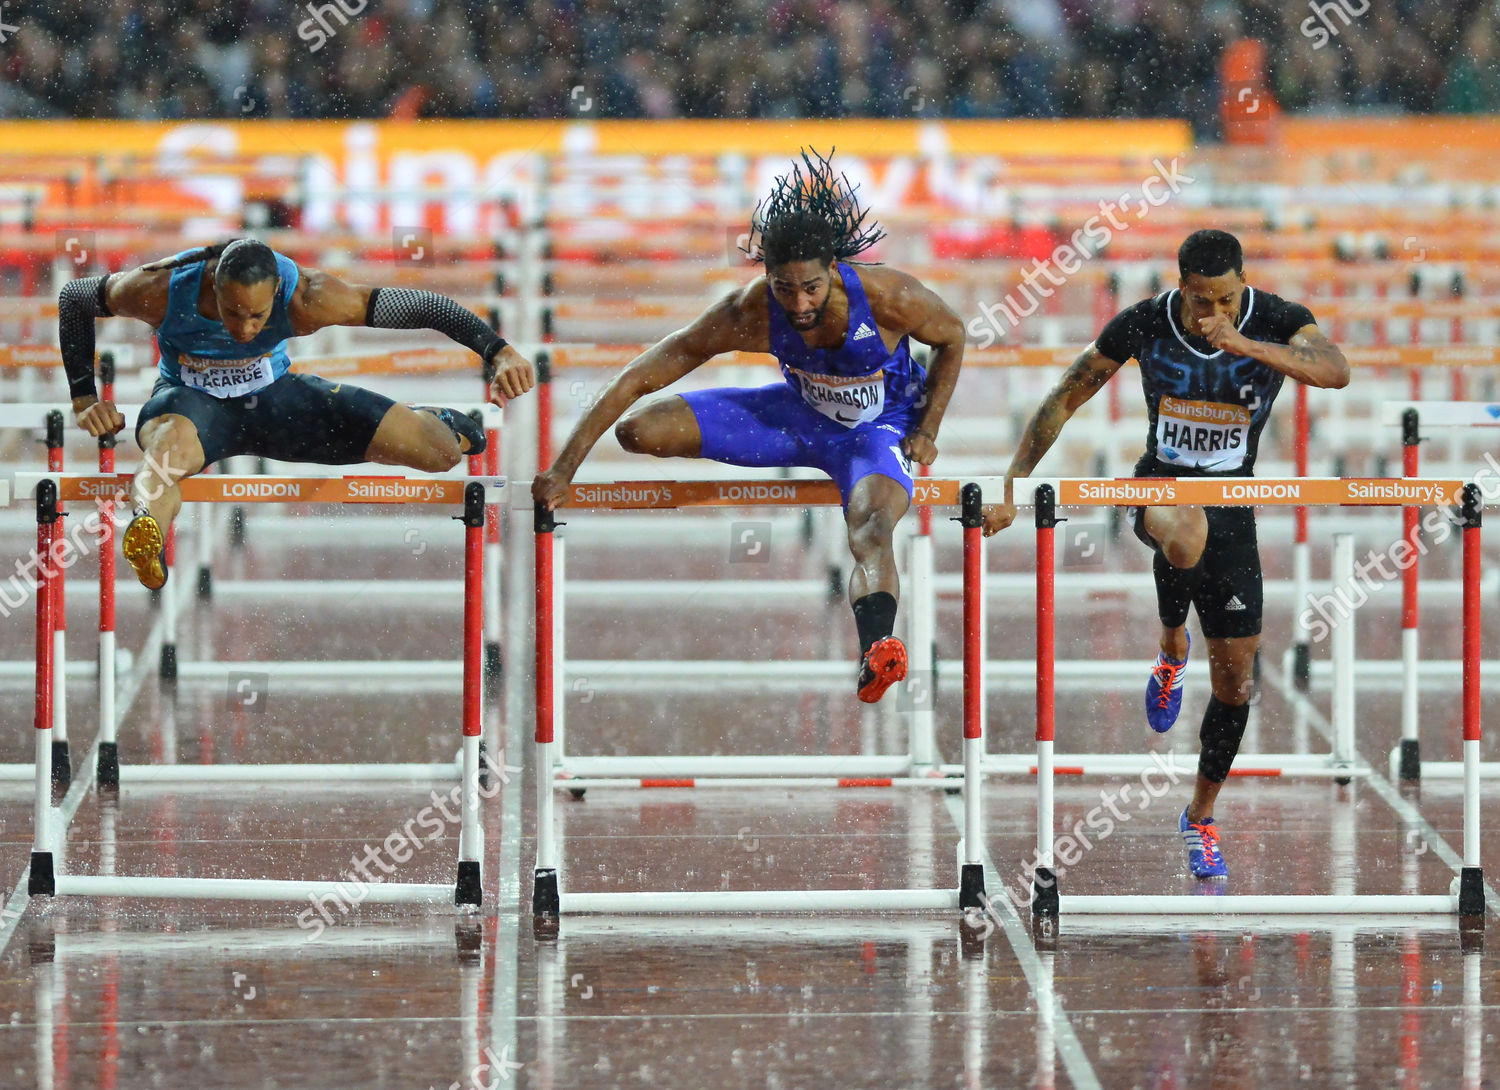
[125, 414, 207, 589]
[1142, 504, 1209, 732]
[846, 473, 911, 703]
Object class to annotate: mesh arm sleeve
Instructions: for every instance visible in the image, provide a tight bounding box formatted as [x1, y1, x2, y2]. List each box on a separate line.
[366, 287, 507, 360]
[58, 275, 113, 399]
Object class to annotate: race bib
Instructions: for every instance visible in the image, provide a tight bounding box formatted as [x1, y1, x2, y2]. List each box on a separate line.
[789, 367, 885, 428]
[1156, 397, 1250, 470]
[177, 353, 276, 399]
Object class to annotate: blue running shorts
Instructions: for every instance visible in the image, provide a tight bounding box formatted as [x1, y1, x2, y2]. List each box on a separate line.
[679, 383, 915, 507]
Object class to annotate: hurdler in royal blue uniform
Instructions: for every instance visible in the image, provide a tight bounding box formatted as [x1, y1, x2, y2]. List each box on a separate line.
[983, 229, 1349, 882]
[679, 261, 928, 505]
[530, 150, 967, 704]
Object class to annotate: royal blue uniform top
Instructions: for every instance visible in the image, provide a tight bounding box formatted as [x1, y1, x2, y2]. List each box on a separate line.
[155, 249, 299, 396]
[1096, 286, 1315, 475]
[766, 262, 925, 427]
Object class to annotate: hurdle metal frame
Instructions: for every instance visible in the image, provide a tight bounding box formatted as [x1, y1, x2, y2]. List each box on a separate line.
[19, 471, 498, 907]
[1382, 399, 1500, 780]
[1020, 476, 1485, 917]
[528, 480, 991, 916]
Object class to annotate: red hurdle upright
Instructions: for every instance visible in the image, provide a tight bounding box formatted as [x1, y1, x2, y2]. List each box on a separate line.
[45, 410, 70, 790]
[29, 479, 59, 895]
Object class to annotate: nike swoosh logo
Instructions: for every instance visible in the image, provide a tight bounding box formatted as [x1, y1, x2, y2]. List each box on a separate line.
[330, 385, 342, 394]
[835, 410, 859, 423]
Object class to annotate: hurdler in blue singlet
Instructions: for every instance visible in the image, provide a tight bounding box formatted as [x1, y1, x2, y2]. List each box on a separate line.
[681, 262, 928, 505]
[155, 249, 299, 398]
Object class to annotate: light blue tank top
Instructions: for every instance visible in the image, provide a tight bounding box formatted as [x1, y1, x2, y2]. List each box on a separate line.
[156, 249, 299, 397]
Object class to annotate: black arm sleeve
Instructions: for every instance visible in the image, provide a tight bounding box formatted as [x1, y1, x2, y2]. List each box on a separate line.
[58, 275, 113, 400]
[365, 287, 507, 361]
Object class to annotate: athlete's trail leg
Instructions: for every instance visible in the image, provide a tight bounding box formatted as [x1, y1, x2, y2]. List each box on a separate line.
[133, 414, 207, 530]
[614, 396, 703, 458]
[366, 405, 468, 471]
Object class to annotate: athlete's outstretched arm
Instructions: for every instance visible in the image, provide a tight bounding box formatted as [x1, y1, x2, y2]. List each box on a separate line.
[288, 268, 536, 401]
[58, 266, 169, 437]
[982, 343, 1124, 535]
[1199, 317, 1349, 389]
[870, 270, 966, 465]
[533, 291, 760, 510]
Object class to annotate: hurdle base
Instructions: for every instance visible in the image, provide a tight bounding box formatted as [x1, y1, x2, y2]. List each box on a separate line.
[958, 863, 986, 910]
[484, 642, 502, 691]
[1292, 643, 1311, 690]
[1032, 867, 1059, 917]
[455, 860, 482, 907]
[196, 566, 213, 599]
[28, 852, 54, 896]
[555, 888, 962, 915]
[532, 868, 561, 917]
[1397, 739, 1422, 782]
[159, 644, 178, 683]
[1458, 867, 1486, 918]
[97, 742, 119, 790]
[50, 741, 71, 793]
[1057, 894, 1458, 914]
[1405, 760, 1500, 779]
[50, 875, 456, 903]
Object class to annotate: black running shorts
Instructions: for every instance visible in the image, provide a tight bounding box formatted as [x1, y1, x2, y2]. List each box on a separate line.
[135, 372, 396, 467]
[1128, 453, 1264, 640]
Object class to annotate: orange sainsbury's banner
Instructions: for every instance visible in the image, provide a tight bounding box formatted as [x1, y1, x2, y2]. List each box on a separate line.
[0, 119, 1192, 232]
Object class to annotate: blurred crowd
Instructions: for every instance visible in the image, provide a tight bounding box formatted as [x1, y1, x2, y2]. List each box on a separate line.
[1, 0, 1497, 127]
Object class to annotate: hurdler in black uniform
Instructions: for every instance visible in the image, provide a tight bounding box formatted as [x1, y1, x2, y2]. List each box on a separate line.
[982, 229, 1349, 881]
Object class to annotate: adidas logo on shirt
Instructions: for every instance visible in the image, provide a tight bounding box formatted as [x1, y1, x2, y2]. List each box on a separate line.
[1225, 595, 1247, 611]
[852, 322, 878, 341]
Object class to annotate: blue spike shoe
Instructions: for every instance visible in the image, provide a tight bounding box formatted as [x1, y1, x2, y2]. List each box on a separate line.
[1180, 808, 1228, 880]
[1145, 632, 1190, 733]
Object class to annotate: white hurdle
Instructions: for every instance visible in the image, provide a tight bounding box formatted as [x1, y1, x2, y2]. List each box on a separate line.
[1021, 476, 1485, 917]
[528, 479, 991, 916]
[18, 471, 500, 908]
[1383, 399, 1500, 780]
[537, 477, 953, 792]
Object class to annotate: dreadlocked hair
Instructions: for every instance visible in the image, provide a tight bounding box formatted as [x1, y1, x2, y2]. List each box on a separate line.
[746, 148, 886, 271]
[142, 239, 279, 286]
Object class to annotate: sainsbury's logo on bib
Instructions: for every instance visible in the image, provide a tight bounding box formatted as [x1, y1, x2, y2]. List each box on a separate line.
[1157, 397, 1251, 470]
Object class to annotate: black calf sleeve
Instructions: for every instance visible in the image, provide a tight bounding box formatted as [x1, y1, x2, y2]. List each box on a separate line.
[1198, 696, 1250, 783]
[852, 592, 898, 656]
[1153, 549, 1204, 630]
